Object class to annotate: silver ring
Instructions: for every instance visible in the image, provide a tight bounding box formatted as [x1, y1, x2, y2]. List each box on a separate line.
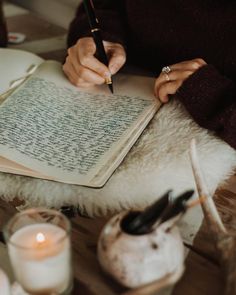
[162, 66, 171, 74]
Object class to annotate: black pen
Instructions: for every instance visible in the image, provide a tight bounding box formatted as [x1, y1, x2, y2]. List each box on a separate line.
[83, 0, 113, 94]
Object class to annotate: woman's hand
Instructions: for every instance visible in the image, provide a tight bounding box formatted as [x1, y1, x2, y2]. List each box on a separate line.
[154, 58, 207, 103]
[63, 37, 126, 88]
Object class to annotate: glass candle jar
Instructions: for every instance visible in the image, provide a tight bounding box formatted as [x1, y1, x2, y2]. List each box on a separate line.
[4, 208, 72, 295]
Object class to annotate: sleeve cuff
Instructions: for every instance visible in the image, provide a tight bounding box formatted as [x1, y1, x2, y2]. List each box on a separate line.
[177, 64, 234, 124]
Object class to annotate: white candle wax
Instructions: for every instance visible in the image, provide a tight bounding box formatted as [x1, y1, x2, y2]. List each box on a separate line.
[8, 223, 71, 294]
[0, 268, 11, 295]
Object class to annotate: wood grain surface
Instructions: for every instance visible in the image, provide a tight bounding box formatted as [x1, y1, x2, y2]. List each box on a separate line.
[0, 177, 235, 295]
[70, 178, 236, 295]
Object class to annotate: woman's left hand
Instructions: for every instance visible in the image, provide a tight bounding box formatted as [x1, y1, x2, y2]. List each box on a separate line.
[154, 58, 207, 103]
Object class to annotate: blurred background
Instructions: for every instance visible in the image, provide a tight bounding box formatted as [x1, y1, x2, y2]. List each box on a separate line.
[2, 0, 83, 61]
[10, 0, 80, 28]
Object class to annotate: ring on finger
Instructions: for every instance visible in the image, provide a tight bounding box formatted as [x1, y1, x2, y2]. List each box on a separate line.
[162, 65, 171, 74]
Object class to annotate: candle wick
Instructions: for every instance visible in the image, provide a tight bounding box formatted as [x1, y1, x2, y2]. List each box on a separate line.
[36, 232, 45, 244]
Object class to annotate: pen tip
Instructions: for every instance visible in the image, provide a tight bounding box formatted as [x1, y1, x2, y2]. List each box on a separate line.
[109, 83, 114, 94]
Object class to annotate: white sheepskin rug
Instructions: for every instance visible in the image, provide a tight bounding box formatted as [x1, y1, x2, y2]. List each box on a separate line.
[0, 99, 236, 216]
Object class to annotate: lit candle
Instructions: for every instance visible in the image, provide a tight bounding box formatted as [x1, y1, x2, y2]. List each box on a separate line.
[8, 223, 71, 294]
[0, 268, 11, 295]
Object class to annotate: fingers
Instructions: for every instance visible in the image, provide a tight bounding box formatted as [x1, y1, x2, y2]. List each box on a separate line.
[155, 70, 193, 89]
[154, 58, 207, 103]
[63, 37, 126, 88]
[63, 38, 107, 87]
[78, 38, 111, 78]
[106, 42, 126, 74]
[158, 80, 183, 103]
[63, 56, 104, 88]
[169, 58, 206, 71]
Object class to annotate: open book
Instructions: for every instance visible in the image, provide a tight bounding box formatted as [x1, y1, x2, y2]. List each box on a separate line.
[0, 49, 161, 187]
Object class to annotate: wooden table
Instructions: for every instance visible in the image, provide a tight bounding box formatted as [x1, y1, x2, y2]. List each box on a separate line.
[0, 176, 235, 295]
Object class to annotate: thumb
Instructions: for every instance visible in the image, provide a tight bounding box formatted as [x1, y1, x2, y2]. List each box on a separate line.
[108, 47, 126, 75]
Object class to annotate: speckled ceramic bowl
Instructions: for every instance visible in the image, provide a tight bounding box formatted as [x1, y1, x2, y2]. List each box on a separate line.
[97, 211, 185, 288]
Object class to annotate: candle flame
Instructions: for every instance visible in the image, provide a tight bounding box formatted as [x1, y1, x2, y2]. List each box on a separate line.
[36, 232, 45, 244]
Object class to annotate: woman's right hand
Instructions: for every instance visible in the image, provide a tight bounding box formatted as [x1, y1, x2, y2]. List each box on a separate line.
[63, 37, 126, 88]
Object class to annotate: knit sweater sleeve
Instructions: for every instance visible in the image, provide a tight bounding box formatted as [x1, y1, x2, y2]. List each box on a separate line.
[67, 0, 127, 48]
[177, 65, 236, 149]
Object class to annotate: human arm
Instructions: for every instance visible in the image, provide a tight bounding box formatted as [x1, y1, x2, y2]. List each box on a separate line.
[178, 65, 236, 149]
[64, 1, 127, 87]
[154, 59, 236, 149]
[63, 38, 126, 87]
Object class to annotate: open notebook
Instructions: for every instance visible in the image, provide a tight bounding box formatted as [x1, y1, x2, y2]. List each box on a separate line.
[0, 49, 161, 187]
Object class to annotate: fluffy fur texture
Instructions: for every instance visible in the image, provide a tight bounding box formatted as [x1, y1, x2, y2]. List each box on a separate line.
[0, 100, 235, 216]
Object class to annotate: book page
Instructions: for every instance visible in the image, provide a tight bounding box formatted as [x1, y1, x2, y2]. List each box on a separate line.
[0, 48, 43, 95]
[0, 61, 160, 186]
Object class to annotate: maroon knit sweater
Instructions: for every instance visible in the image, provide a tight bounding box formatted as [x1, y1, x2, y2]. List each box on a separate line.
[68, 0, 236, 150]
